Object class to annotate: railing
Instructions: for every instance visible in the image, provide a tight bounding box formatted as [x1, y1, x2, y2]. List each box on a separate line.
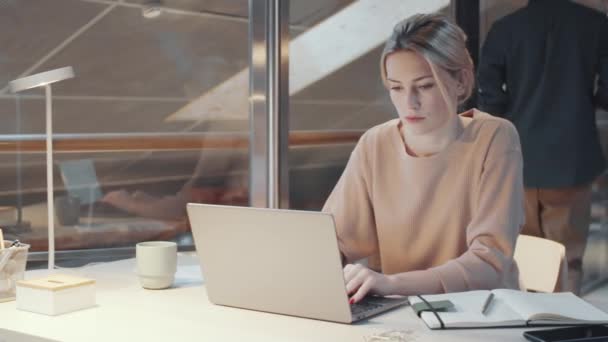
[0, 131, 364, 153]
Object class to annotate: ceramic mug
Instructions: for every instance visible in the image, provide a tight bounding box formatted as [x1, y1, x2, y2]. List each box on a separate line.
[136, 241, 177, 290]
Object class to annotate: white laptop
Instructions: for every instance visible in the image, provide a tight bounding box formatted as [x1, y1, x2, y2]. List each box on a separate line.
[186, 203, 408, 323]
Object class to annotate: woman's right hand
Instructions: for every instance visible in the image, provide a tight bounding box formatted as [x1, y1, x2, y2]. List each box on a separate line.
[343, 263, 395, 304]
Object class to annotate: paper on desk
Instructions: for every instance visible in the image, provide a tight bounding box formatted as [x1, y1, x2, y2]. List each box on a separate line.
[364, 330, 420, 342]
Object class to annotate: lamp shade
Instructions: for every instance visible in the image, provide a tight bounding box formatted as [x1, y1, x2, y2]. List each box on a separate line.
[9, 67, 74, 93]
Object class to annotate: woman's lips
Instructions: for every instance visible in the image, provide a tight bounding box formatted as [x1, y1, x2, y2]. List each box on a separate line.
[405, 116, 426, 124]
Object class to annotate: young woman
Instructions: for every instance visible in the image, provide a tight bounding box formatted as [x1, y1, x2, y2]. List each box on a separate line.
[323, 13, 524, 304]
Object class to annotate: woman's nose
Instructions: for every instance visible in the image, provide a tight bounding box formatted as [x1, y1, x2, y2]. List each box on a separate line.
[406, 90, 420, 109]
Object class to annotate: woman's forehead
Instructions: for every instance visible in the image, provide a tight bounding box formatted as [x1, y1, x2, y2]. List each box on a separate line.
[385, 51, 433, 79]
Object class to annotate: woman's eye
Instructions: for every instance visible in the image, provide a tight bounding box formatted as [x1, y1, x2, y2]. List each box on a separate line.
[418, 84, 434, 90]
[390, 86, 403, 91]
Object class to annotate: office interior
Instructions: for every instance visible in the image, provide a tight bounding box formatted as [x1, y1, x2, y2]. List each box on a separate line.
[1, 0, 608, 297]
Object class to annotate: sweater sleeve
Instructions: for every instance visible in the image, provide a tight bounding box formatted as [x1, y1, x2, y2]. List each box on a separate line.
[322, 133, 378, 263]
[429, 123, 524, 291]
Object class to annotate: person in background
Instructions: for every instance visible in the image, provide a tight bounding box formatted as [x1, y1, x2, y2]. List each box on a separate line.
[477, 0, 608, 294]
[323, 13, 525, 304]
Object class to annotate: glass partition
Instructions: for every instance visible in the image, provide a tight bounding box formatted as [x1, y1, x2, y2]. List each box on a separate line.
[0, 0, 251, 263]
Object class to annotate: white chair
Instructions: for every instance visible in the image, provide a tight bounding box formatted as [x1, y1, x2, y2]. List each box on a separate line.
[513, 234, 568, 293]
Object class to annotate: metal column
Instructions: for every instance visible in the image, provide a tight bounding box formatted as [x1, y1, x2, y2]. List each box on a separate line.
[249, 0, 290, 209]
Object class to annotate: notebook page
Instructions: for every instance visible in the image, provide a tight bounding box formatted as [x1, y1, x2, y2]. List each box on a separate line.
[411, 291, 523, 328]
[493, 289, 608, 323]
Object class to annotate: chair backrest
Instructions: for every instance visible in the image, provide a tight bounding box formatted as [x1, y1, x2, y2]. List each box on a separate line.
[513, 234, 568, 292]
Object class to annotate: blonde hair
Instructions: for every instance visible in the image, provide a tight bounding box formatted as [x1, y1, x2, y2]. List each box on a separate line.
[380, 13, 474, 110]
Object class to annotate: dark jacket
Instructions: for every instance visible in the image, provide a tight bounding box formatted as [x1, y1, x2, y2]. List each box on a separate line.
[477, 0, 608, 188]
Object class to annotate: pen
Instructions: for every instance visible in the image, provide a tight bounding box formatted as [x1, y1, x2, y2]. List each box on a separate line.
[481, 293, 494, 315]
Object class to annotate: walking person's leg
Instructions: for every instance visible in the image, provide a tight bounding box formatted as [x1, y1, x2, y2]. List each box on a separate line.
[538, 185, 592, 294]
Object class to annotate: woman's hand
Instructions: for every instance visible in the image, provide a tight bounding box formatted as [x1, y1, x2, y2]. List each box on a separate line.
[101, 190, 154, 213]
[100, 190, 133, 208]
[102, 190, 154, 206]
[343, 263, 395, 304]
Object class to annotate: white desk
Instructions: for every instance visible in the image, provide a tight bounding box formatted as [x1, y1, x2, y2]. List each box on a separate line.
[0, 254, 599, 342]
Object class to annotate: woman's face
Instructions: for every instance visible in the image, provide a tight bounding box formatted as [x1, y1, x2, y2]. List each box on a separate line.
[385, 50, 461, 136]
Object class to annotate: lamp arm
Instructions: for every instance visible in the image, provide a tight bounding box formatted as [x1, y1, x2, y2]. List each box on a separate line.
[45, 84, 55, 271]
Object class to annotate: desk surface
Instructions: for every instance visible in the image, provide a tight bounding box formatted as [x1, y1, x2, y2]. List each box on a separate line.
[0, 254, 603, 342]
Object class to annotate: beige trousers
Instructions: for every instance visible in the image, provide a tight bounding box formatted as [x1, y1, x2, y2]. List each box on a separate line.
[521, 185, 591, 294]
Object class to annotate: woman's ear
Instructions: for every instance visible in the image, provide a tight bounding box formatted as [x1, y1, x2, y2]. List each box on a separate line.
[455, 69, 472, 100]
[457, 82, 466, 97]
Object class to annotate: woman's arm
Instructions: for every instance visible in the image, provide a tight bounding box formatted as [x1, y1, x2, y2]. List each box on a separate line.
[428, 126, 524, 293]
[345, 263, 443, 303]
[323, 132, 379, 264]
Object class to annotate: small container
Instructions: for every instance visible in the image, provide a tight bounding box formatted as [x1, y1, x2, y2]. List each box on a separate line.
[0, 240, 30, 302]
[16, 274, 96, 316]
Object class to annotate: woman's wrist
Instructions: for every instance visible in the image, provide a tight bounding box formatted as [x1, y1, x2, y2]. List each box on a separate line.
[384, 272, 419, 296]
[383, 273, 400, 295]
[385, 270, 443, 296]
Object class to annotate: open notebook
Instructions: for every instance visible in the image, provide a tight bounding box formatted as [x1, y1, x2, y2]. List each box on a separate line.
[409, 289, 608, 329]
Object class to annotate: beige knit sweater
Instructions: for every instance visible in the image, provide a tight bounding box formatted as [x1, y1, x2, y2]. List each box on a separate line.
[323, 109, 524, 293]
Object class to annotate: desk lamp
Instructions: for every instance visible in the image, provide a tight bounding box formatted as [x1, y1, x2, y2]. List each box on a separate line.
[8, 66, 75, 270]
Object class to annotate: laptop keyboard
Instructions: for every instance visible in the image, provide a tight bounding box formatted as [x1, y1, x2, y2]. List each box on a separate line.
[350, 296, 409, 317]
[350, 300, 383, 315]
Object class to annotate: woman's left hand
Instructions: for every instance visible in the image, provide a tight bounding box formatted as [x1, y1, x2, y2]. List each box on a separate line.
[343, 263, 394, 304]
